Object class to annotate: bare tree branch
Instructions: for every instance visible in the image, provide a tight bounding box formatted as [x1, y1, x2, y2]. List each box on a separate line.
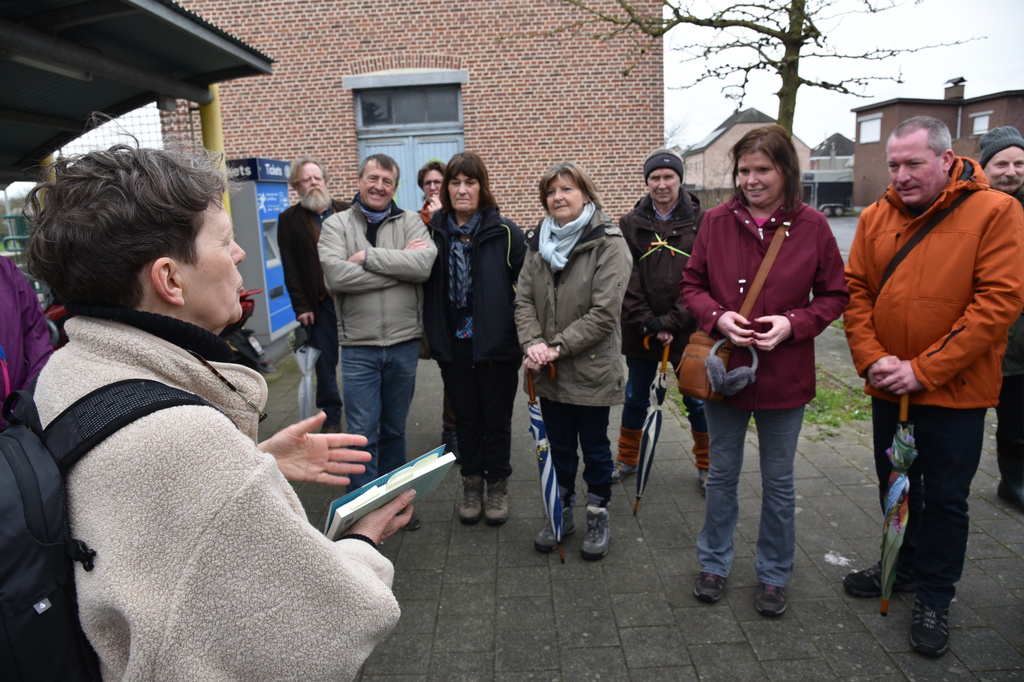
[534, 0, 979, 131]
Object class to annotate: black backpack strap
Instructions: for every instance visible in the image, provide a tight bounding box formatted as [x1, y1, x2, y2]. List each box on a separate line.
[43, 379, 215, 474]
[876, 190, 975, 299]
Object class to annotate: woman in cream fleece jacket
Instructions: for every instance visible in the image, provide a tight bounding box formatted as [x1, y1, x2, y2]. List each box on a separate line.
[25, 141, 412, 681]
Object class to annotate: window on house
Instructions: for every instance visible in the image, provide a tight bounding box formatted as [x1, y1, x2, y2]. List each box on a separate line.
[359, 86, 460, 127]
[971, 112, 992, 136]
[858, 114, 882, 144]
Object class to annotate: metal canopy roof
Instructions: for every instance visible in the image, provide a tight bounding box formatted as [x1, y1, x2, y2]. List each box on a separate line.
[0, 0, 273, 187]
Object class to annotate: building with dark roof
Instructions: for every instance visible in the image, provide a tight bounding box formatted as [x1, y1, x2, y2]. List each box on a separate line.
[852, 80, 1024, 207]
[810, 133, 854, 171]
[681, 108, 810, 206]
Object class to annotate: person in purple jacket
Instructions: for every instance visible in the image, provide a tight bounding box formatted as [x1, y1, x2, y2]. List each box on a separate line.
[0, 254, 52, 427]
[680, 125, 849, 617]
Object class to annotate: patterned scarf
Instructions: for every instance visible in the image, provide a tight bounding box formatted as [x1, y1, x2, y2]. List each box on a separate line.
[447, 210, 482, 313]
[353, 193, 392, 225]
[539, 202, 595, 272]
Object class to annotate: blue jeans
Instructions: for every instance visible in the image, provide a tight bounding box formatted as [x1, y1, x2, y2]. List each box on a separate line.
[307, 297, 342, 425]
[539, 399, 613, 505]
[698, 401, 804, 587]
[341, 339, 420, 490]
[871, 398, 986, 608]
[622, 355, 707, 432]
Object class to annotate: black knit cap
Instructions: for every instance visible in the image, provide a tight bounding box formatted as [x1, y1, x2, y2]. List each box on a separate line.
[980, 126, 1024, 168]
[643, 148, 684, 183]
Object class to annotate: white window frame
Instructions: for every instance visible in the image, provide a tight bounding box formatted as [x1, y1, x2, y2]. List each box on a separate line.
[970, 110, 993, 136]
[858, 113, 883, 144]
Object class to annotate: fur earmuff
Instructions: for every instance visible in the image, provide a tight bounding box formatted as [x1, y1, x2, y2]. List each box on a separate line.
[706, 340, 759, 396]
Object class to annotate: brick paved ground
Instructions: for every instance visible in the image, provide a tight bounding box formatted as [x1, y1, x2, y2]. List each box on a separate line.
[261, 325, 1023, 680]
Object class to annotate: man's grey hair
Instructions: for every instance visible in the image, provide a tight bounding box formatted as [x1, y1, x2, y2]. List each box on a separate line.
[358, 153, 400, 183]
[289, 156, 328, 186]
[890, 116, 952, 156]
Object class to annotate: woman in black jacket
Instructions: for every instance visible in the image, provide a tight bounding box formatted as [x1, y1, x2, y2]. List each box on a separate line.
[424, 151, 525, 526]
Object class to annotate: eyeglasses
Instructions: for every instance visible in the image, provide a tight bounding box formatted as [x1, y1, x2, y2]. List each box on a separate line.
[187, 350, 268, 422]
[423, 180, 442, 187]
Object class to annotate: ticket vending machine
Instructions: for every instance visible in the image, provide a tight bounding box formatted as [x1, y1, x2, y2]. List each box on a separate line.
[226, 158, 297, 360]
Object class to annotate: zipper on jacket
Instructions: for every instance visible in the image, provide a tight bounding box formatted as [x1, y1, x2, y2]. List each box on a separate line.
[928, 326, 965, 357]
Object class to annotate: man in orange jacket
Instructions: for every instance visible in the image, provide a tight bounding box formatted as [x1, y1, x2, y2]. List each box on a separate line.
[843, 116, 1024, 658]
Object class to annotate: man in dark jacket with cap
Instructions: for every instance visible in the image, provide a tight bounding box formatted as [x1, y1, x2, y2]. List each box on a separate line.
[612, 148, 709, 492]
[980, 125, 1024, 511]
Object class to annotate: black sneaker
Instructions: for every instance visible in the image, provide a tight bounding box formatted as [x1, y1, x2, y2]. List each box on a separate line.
[693, 572, 726, 603]
[909, 600, 949, 657]
[843, 561, 916, 598]
[755, 583, 787, 617]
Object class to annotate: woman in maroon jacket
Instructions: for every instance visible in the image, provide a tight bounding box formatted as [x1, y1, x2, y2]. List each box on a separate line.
[680, 125, 848, 617]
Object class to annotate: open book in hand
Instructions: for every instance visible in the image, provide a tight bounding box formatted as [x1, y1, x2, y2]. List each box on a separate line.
[324, 445, 456, 540]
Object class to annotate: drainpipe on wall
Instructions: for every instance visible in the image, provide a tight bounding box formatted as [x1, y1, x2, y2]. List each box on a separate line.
[199, 83, 232, 217]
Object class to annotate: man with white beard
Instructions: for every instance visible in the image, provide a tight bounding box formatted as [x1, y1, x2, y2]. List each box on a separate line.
[278, 157, 350, 432]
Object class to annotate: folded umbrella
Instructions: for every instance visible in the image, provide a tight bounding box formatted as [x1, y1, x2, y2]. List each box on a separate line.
[293, 342, 321, 422]
[634, 340, 671, 514]
[880, 393, 917, 616]
[526, 366, 564, 563]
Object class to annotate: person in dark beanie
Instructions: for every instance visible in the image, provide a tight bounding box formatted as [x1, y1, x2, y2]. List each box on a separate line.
[612, 148, 710, 494]
[980, 126, 1024, 511]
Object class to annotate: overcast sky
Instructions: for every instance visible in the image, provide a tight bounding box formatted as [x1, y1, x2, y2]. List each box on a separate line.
[664, 0, 1023, 149]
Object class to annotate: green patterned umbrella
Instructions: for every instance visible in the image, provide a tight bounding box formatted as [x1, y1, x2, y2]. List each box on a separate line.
[880, 394, 917, 616]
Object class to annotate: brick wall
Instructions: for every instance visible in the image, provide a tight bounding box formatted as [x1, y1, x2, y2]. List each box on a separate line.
[167, 0, 663, 225]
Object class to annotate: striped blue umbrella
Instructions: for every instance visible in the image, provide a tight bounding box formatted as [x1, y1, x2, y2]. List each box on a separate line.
[527, 369, 564, 563]
[635, 342, 671, 514]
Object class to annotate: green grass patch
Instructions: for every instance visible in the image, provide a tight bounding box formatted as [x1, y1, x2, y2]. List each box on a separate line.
[805, 369, 870, 429]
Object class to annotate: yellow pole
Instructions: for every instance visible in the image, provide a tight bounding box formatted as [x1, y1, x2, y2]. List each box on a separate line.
[198, 83, 232, 217]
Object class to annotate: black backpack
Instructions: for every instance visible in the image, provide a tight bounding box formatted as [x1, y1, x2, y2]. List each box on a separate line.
[0, 379, 213, 681]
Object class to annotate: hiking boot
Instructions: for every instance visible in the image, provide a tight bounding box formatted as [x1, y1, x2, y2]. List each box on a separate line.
[755, 583, 787, 617]
[611, 459, 637, 483]
[534, 504, 575, 553]
[580, 505, 610, 560]
[458, 475, 484, 525]
[843, 561, 916, 598]
[909, 600, 949, 657]
[484, 478, 509, 526]
[693, 572, 726, 603]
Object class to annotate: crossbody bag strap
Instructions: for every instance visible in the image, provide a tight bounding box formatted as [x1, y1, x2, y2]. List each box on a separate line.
[876, 190, 975, 299]
[738, 221, 789, 320]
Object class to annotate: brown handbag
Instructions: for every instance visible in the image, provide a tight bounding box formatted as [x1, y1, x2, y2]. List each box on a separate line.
[677, 223, 789, 401]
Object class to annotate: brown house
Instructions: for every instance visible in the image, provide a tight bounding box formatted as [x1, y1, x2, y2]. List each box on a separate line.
[852, 79, 1024, 208]
[681, 108, 811, 207]
[165, 0, 664, 225]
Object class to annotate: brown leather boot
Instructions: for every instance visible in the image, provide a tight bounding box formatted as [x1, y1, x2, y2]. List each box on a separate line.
[459, 475, 484, 524]
[692, 430, 710, 495]
[485, 478, 509, 525]
[612, 426, 643, 482]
